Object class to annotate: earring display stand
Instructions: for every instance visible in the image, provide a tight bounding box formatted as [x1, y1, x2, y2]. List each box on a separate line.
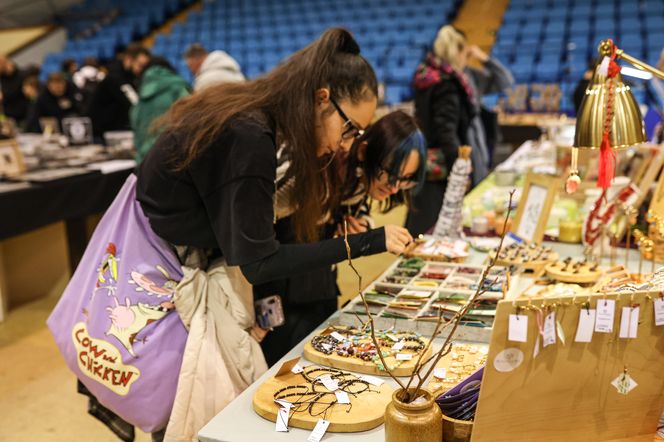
[472, 291, 664, 441]
[252, 365, 393, 432]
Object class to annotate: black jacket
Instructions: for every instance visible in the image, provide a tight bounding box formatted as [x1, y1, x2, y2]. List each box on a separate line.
[414, 72, 476, 173]
[1, 69, 29, 125]
[26, 86, 79, 133]
[87, 61, 136, 138]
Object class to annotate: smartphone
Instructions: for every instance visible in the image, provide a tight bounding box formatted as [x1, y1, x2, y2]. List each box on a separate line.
[254, 295, 285, 329]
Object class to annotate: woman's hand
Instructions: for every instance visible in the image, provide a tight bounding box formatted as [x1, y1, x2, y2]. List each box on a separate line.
[468, 45, 489, 63]
[250, 324, 270, 343]
[384, 224, 413, 255]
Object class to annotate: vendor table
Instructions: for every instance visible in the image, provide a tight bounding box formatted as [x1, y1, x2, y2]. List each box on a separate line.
[198, 241, 650, 442]
[0, 166, 133, 321]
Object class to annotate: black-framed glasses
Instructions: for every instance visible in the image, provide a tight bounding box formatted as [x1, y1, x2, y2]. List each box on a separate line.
[330, 97, 365, 140]
[379, 167, 418, 190]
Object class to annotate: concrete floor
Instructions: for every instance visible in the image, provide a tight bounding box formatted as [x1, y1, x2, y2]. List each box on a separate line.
[0, 205, 406, 441]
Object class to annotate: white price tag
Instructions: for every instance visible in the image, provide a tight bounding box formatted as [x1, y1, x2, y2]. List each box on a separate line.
[321, 343, 332, 351]
[330, 331, 346, 342]
[291, 364, 304, 374]
[574, 309, 596, 343]
[275, 407, 290, 432]
[543, 312, 556, 347]
[619, 306, 639, 339]
[508, 314, 528, 342]
[396, 353, 413, 361]
[654, 297, 664, 326]
[308, 419, 331, 442]
[274, 399, 293, 410]
[318, 375, 339, 391]
[433, 367, 447, 379]
[595, 299, 616, 333]
[359, 375, 384, 386]
[392, 340, 405, 351]
[335, 390, 350, 404]
[386, 333, 400, 342]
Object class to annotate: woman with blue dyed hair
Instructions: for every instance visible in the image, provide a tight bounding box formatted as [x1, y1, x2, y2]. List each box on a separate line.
[258, 110, 427, 365]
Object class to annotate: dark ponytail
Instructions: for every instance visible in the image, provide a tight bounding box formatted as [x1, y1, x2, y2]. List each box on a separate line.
[160, 28, 378, 242]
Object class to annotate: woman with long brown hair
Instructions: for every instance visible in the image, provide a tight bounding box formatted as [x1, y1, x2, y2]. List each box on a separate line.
[49, 28, 412, 440]
[258, 110, 427, 366]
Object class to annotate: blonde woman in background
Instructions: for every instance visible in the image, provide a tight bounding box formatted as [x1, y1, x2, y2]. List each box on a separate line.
[406, 25, 513, 235]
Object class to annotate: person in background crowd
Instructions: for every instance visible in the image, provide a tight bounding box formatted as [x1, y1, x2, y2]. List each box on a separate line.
[87, 44, 149, 139]
[21, 75, 39, 103]
[257, 110, 427, 365]
[406, 25, 513, 236]
[61, 58, 78, 81]
[0, 56, 29, 126]
[573, 58, 597, 114]
[131, 57, 189, 163]
[73, 57, 106, 115]
[184, 43, 245, 91]
[26, 72, 79, 133]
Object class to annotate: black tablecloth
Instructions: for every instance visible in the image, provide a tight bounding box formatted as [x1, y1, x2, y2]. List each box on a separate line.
[0, 168, 133, 241]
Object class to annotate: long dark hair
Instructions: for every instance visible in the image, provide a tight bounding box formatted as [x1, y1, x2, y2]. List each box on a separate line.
[161, 28, 378, 242]
[343, 111, 426, 213]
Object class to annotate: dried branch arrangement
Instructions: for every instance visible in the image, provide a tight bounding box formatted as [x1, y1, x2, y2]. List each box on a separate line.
[343, 189, 516, 403]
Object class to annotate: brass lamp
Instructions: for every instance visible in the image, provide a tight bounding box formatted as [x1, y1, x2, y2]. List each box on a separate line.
[575, 39, 664, 148]
[567, 40, 664, 193]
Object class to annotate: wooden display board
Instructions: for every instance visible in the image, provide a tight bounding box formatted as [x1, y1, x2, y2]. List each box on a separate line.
[252, 370, 393, 432]
[0, 140, 25, 177]
[303, 338, 432, 377]
[472, 291, 664, 441]
[510, 172, 560, 244]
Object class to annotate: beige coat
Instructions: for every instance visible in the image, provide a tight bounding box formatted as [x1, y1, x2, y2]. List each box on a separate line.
[164, 261, 267, 442]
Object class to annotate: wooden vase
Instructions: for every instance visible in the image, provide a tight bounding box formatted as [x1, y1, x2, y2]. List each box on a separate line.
[384, 388, 443, 442]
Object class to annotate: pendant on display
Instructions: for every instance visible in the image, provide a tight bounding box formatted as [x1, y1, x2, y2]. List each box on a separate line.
[565, 147, 581, 194]
[611, 367, 637, 395]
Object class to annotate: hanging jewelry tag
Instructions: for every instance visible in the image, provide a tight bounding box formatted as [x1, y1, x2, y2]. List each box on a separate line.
[618, 305, 640, 339]
[654, 296, 664, 326]
[508, 313, 528, 343]
[574, 307, 596, 343]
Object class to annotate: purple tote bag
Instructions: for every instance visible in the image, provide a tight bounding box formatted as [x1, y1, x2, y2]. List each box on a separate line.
[47, 174, 188, 432]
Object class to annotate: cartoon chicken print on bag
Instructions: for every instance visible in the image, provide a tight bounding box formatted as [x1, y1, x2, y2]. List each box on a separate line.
[92, 242, 179, 357]
[93, 242, 120, 299]
[106, 296, 174, 357]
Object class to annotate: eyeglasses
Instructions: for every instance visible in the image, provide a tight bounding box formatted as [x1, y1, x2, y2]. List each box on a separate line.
[379, 167, 418, 190]
[330, 97, 365, 141]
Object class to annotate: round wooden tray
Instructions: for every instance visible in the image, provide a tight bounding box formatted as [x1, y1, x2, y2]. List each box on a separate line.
[303, 338, 431, 377]
[252, 371, 393, 432]
[545, 262, 602, 283]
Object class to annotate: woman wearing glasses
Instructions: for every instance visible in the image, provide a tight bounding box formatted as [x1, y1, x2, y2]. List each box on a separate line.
[258, 110, 426, 365]
[49, 28, 412, 439]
